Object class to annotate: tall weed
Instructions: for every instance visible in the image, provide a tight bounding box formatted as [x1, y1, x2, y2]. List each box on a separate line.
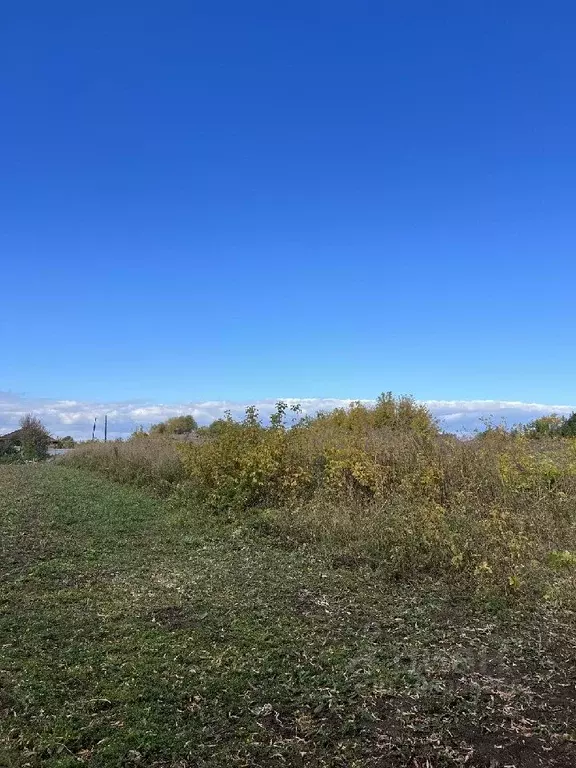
[64, 395, 576, 599]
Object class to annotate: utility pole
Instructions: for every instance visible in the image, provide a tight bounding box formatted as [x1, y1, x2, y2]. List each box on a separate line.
[104, 415, 108, 443]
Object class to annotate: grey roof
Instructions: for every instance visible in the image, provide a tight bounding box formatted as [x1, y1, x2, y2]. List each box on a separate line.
[0, 429, 23, 441]
[0, 429, 57, 443]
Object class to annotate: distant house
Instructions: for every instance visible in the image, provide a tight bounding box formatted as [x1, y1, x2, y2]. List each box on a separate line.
[0, 429, 60, 453]
[0, 429, 24, 453]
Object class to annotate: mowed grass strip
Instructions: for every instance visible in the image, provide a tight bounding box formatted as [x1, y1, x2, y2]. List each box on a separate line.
[1, 464, 576, 767]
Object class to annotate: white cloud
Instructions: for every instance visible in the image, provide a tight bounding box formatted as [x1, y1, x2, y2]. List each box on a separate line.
[0, 391, 574, 439]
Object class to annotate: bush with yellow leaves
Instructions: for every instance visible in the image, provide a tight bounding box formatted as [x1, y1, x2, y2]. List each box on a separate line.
[64, 394, 576, 600]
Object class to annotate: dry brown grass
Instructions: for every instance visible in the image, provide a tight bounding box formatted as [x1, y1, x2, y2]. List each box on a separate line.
[63, 435, 185, 493]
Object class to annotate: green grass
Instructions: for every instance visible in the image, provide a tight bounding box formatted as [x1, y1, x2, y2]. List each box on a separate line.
[1, 465, 576, 767]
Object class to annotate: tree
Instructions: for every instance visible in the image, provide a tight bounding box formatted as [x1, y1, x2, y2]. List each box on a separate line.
[19, 414, 51, 460]
[523, 414, 565, 439]
[522, 412, 576, 439]
[150, 415, 198, 435]
[560, 413, 576, 437]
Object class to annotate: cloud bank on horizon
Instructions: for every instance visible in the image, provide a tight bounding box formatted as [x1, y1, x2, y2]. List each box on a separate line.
[1, 391, 575, 439]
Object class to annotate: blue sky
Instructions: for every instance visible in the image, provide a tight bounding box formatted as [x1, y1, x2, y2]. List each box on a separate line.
[1, 1, 576, 429]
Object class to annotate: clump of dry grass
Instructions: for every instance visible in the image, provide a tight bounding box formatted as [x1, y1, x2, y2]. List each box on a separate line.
[63, 435, 185, 493]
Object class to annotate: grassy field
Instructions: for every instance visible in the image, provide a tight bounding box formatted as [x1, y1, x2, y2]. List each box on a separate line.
[1, 464, 576, 767]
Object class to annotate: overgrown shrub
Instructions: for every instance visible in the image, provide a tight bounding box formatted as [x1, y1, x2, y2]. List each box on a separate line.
[63, 394, 576, 600]
[19, 414, 51, 460]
